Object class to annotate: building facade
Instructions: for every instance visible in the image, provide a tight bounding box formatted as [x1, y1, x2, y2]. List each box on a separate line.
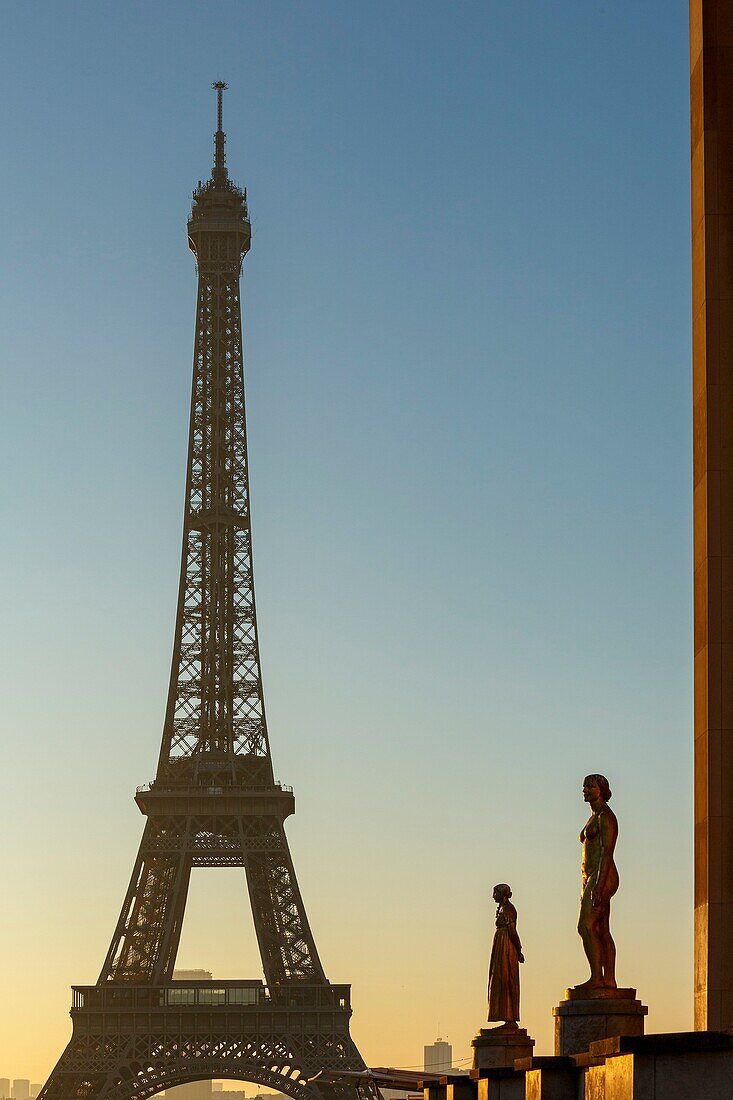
[423, 1040, 452, 1075]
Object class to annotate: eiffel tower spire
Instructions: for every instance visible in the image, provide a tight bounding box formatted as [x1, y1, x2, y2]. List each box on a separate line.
[37, 86, 367, 1100]
[212, 79, 228, 183]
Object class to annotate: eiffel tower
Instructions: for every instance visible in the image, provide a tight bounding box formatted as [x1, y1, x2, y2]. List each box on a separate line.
[39, 83, 367, 1100]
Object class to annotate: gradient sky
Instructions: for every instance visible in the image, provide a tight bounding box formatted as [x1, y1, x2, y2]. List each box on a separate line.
[0, 0, 692, 1084]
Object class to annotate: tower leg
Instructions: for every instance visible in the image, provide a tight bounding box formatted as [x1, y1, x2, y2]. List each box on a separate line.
[98, 819, 192, 983]
[244, 820, 326, 984]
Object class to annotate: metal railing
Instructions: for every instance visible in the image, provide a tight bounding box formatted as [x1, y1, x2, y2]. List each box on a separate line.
[135, 782, 294, 795]
[72, 983, 350, 1012]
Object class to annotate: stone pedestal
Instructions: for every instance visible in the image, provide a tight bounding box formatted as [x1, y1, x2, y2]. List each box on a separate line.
[471, 1025, 534, 1070]
[552, 987, 647, 1056]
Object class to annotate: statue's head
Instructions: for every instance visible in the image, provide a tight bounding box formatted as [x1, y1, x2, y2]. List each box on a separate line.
[583, 774, 612, 803]
[492, 883, 512, 903]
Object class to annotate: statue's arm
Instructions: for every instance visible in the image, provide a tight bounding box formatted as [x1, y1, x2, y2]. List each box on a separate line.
[593, 810, 618, 904]
[507, 921, 524, 962]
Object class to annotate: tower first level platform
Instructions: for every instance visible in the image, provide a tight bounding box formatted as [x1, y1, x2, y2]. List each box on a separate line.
[41, 982, 361, 1100]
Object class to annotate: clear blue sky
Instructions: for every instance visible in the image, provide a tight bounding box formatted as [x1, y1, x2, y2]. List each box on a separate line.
[0, 0, 691, 1079]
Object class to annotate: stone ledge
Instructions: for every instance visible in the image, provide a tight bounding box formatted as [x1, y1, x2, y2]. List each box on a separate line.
[468, 1067, 525, 1081]
[588, 1029, 733, 1056]
[572, 1052, 610, 1068]
[514, 1056, 575, 1071]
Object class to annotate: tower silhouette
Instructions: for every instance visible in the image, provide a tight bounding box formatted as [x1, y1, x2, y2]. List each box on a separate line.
[39, 83, 366, 1100]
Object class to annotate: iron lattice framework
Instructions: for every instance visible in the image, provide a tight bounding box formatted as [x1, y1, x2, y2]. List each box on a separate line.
[39, 84, 366, 1100]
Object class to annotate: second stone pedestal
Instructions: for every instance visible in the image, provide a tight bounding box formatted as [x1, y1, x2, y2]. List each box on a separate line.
[552, 987, 647, 1056]
[472, 1025, 534, 1070]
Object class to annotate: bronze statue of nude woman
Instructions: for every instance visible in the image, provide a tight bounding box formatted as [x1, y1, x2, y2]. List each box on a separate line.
[575, 773, 619, 992]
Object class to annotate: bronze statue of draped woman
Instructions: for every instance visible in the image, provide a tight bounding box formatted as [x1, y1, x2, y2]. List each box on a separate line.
[487, 884, 524, 1026]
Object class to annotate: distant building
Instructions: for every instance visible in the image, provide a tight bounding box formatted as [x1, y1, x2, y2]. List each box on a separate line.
[164, 1084, 212, 1100]
[0, 1080, 44, 1100]
[424, 1039, 452, 1075]
[173, 969, 213, 982]
[209, 1091, 284, 1100]
[165, 1085, 211, 1100]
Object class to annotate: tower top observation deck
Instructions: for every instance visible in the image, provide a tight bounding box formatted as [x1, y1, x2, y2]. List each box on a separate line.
[188, 81, 250, 265]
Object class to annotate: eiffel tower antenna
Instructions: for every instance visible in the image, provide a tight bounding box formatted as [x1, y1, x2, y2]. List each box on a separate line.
[212, 80, 228, 181]
[37, 83, 367, 1100]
